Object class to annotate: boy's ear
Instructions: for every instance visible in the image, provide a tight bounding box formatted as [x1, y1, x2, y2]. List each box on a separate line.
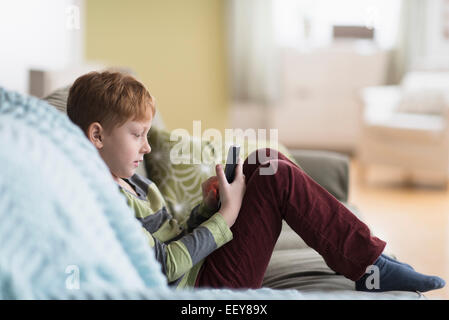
[87, 122, 104, 149]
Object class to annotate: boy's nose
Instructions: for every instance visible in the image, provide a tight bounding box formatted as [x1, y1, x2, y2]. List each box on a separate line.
[142, 140, 151, 154]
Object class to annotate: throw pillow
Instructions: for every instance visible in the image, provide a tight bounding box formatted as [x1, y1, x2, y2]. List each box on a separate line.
[144, 126, 299, 222]
[396, 88, 447, 115]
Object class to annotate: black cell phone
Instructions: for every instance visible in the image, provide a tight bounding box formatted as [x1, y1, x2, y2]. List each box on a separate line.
[217, 145, 240, 209]
[224, 145, 240, 183]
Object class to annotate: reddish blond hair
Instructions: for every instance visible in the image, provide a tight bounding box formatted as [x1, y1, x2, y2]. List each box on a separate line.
[67, 70, 155, 135]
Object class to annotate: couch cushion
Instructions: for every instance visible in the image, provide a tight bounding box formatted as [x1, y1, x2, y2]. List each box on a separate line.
[264, 248, 352, 290]
[263, 248, 425, 299]
[289, 149, 350, 203]
[396, 88, 447, 115]
[42, 85, 71, 113]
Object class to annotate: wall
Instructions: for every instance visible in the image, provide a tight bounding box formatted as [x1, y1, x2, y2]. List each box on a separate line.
[85, 0, 229, 133]
[0, 0, 83, 95]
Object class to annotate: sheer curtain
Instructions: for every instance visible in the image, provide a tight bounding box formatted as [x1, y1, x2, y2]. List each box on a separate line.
[226, 0, 279, 106]
[391, 0, 429, 83]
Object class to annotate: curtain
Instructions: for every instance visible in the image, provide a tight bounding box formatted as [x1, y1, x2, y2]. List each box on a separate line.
[226, 0, 279, 106]
[390, 0, 428, 83]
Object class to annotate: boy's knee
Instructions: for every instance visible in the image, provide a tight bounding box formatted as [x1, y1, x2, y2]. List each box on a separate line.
[259, 158, 297, 177]
[245, 148, 280, 167]
[258, 159, 307, 182]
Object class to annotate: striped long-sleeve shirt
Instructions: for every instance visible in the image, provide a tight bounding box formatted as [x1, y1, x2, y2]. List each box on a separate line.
[118, 174, 233, 288]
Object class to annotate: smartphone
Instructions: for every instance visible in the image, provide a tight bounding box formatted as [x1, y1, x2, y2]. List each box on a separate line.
[218, 145, 240, 209]
[224, 145, 241, 183]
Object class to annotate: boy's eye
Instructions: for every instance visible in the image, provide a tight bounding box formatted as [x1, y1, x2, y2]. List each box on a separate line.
[134, 133, 141, 138]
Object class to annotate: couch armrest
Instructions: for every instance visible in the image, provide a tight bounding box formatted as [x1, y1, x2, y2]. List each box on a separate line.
[288, 149, 350, 203]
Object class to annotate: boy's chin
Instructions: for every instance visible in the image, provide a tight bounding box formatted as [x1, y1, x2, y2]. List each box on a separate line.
[118, 169, 135, 179]
[124, 170, 135, 178]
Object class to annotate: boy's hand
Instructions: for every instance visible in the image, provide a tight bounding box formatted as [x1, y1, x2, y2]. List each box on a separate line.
[201, 176, 220, 212]
[216, 159, 246, 228]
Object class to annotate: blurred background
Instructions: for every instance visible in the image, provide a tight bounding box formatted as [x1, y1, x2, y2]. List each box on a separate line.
[1, 0, 449, 298]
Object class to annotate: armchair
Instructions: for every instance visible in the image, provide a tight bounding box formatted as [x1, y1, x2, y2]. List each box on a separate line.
[356, 71, 449, 188]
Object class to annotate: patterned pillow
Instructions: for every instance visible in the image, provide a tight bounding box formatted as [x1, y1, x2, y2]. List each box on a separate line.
[144, 126, 299, 222]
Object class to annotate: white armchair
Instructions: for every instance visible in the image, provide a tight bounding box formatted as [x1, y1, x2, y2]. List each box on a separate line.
[356, 71, 449, 188]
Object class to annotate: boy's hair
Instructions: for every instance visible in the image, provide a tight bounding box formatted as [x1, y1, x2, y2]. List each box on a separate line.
[67, 70, 155, 135]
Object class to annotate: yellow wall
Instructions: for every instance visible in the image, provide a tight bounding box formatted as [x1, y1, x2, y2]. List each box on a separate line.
[85, 0, 229, 133]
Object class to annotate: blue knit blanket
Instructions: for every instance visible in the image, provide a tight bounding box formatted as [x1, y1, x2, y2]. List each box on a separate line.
[0, 87, 412, 300]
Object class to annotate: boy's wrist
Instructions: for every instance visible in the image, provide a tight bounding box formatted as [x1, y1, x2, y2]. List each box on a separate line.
[218, 208, 236, 228]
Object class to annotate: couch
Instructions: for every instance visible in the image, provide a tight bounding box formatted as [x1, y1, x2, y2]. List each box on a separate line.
[30, 85, 423, 300]
[0, 67, 426, 299]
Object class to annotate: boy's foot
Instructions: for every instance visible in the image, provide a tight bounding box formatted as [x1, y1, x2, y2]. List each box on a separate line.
[381, 253, 414, 270]
[355, 255, 445, 292]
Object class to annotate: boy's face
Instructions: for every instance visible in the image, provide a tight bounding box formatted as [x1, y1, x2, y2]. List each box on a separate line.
[98, 118, 152, 181]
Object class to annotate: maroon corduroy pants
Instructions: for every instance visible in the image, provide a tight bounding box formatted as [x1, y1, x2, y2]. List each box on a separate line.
[195, 148, 386, 288]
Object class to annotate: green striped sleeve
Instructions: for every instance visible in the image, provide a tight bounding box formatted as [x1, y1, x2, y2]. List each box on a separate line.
[165, 240, 194, 281]
[199, 212, 233, 247]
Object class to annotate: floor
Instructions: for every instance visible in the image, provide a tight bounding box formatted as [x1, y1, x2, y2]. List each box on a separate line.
[348, 158, 449, 300]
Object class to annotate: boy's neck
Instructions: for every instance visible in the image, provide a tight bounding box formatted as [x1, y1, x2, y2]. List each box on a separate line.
[111, 173, 122, 185]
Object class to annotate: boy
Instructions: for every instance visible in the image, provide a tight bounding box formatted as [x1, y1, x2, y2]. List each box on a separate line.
[67, 70, 445, 292]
